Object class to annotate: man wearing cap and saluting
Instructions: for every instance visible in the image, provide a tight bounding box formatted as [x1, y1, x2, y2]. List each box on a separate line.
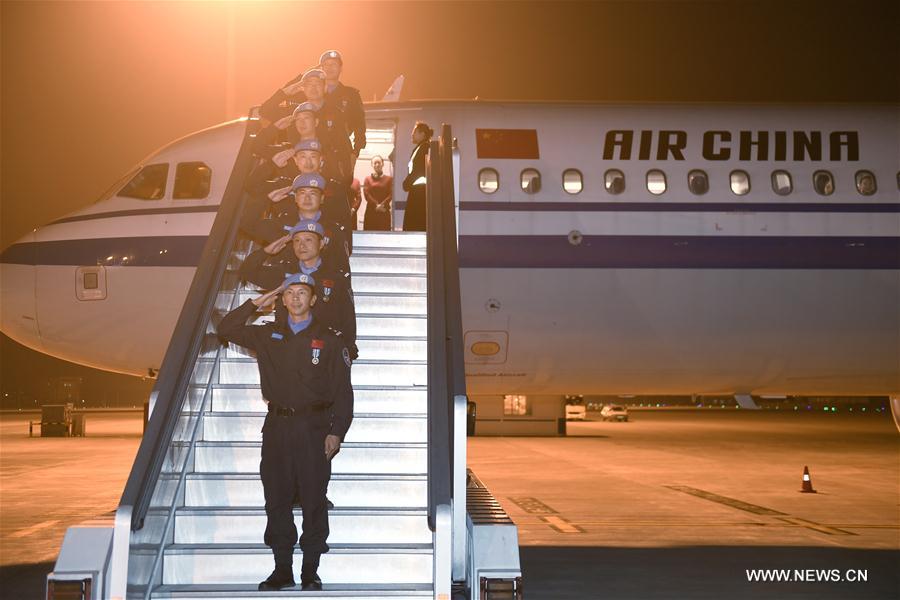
[242, 172, 351, 275]
[218, 273, 353, 591]
[239, 218, 357, 360]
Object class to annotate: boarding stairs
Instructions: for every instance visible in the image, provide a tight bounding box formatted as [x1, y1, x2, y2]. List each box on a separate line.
[46, 119, 520, 600]
[126, 232, 434, 598]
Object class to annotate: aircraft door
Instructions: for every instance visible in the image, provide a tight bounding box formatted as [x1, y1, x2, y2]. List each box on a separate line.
[354, 119, 397, 230]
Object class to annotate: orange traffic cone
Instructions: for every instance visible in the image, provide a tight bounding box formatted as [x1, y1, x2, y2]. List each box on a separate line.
[800, 466, 817, 493]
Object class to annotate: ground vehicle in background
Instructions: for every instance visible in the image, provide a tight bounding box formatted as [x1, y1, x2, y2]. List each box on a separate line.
[601, 404, 629, 422]
[565, 404, 587, 420]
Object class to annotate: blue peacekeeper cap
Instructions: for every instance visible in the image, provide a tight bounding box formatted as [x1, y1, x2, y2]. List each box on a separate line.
[291, 102, 319, 119]
[286, 219, 325, 238]
[319, 50, 342, 65]
[293, 138, 323, 153]
[301, 68, 326, 82]
[291, 173, 327, 193]
[282, 272, 316, 290]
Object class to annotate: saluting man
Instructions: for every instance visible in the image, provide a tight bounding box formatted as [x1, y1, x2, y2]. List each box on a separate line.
[242, 172, 351, 275]
[239, 219, 357, 360]
[318, 50, 367, 173]
[218, 273, 353, 591]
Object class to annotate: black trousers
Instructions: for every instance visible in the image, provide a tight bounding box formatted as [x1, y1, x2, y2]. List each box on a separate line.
[260, 412, 330, 567]
[402, 185, 426, 232]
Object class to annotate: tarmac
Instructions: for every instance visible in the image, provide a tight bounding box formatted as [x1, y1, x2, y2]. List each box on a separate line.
[1, 409, 897, 599]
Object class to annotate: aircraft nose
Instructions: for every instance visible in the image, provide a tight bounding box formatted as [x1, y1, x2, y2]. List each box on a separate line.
[0, 231, 41, 353]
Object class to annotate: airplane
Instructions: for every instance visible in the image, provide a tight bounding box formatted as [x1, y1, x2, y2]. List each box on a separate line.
[2, 96, 898, 419]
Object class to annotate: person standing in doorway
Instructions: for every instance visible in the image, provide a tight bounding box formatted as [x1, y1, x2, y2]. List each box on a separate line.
[363, 155, 393, 231]
[402, 122, 432, 231]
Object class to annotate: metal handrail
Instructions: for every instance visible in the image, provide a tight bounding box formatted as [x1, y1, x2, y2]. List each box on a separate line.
[425, 124, 466, 533]
[140, 270, 246, 598]
[118, 113, 259, 533]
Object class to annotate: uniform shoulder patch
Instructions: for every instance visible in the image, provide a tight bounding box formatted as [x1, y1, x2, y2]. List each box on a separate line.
[342, 347, 352, 367]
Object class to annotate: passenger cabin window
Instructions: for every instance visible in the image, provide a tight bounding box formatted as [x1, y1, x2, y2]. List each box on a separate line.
[604, 169, 625, 194]
[478, 168, 499, 194]
[687, 170, 709, 195]
[520, 168, 541, 194]
[173, 162, 212, 199]
[813, 170, 835, 196]
[117, 163, 169, 200]
[562, 169, 583, 194]
[855, 170, 877, 196]
[646, 170, 666, 195]
[730, 170, 750, 195]
[771, 170, 792, 195]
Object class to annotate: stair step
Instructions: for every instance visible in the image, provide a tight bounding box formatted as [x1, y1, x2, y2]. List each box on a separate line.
[351, 231, 426, 250]
[179, 473, 428, 509]
[128, 544, 433, 586]
[149, 582, 432, 599]
[223, 337, 427, 361]
[201, 386, 428, 415]
[188, 442, 427, 475]
[214, 359, 427, 387]
[136, 507, 430, 546]
[351, 245, 426, 257]
[245, 315, 427, 337]
[349, 255, 425, 275]
[350, 274, 426, 294]
[157, 544, 432, 586]
[196, 414, 427, 444]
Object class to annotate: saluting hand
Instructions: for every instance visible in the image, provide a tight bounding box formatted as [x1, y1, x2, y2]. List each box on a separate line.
[268, 185, 292, 203]
[282, 80, 305, 97]
[264, 234, 291, 256]
[272, 148, 295, 168]
[325, 434, 341, 460]
[251, 286, 283, 309]
[274, 115, 295, 131]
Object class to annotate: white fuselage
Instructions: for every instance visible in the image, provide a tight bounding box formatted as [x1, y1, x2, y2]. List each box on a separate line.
[2, 102, 898, 396]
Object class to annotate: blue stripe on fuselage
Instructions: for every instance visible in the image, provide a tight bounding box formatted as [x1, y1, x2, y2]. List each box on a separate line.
[2, 234, 899, 269]
[0, 236, 207, 267]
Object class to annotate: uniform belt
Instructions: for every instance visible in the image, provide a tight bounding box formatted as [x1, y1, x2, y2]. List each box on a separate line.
[268, 403, 327, 417]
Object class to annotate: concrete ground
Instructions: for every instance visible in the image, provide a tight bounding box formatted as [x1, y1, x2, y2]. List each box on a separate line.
[1, 410, 897, 599]
[469, 409, 899, 599]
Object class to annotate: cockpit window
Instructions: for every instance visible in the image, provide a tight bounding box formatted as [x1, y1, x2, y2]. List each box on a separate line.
[116, 163, 169, 200]
[173, 162, 212, 199]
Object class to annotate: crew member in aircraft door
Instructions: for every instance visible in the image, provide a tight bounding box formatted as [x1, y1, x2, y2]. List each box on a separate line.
[239, 218, 358, 361]
[242, 172, 351, 275]
[402, 121, 432, 231]
[217, 273, 353, 591]
[363, 155, 393, 231]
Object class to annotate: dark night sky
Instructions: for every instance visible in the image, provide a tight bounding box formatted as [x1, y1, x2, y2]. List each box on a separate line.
[1, 0, 897, 405]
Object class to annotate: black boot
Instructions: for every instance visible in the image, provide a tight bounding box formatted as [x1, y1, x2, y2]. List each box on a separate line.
[258, 564, 295, 591]
[300, 554, 322, 590]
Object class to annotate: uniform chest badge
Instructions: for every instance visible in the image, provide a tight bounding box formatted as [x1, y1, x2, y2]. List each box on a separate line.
[311, 339, 324, 365]
[327, 120, 333, 128]
[271, 332, 283, 340]
[323, 229, 332, 245]
[341, 99, 348, 108]
[322, 279, 334, 303]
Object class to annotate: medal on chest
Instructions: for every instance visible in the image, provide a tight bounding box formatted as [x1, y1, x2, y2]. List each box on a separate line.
[322, 279, 334, 303]
[311, 339, 324, 365]
[323, 228, 332, 246]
